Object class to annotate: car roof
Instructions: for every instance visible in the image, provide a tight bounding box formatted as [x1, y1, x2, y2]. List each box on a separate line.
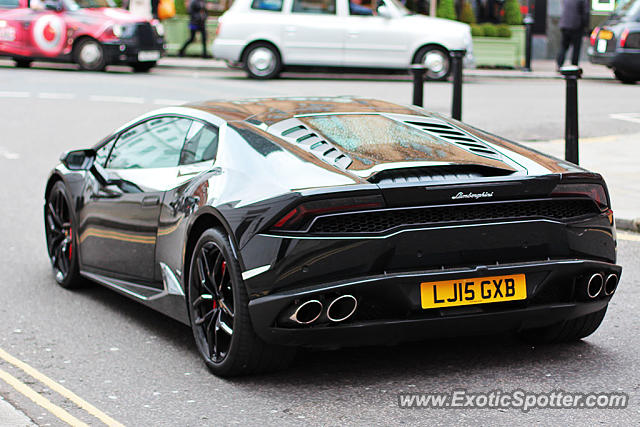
[184, 96, 427, 125]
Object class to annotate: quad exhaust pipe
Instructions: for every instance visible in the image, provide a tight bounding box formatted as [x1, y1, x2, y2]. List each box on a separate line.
[604, 273, 619, 296]
[586, 273, 604, 299]
[283, 295, 358, 326]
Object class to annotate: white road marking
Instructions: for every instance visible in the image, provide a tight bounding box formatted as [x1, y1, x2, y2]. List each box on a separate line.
[89, 95, 145, 104]
[37, 92, 76, 100]
[0, 146, 20, 160]
[0, 91, 30, 98]
[153, 98, 188, 106]
[610, 113, 640, 124]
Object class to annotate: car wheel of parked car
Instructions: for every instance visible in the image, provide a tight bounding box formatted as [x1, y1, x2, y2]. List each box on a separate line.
[75, 38, 106, 71]
[243, 42, 282, 79]
[414, 46, 451, 81]
[518, 307, 607, 344]
[187, 228, 295, 376]
[613, 69, 639, 84]
[44, 182, 83, 289]
[14, 58, 32, 68]
[131, 62, 156, 73]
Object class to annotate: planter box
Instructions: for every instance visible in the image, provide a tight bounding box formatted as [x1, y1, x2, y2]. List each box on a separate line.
[473, 25, 525, 68]
[162, 16, 219, 56]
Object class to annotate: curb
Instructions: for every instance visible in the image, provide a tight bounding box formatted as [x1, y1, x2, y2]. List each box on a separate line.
[615, 217, 640, 233]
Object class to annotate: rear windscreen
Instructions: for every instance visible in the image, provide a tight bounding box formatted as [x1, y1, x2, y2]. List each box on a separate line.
[298, 114, 470, 169]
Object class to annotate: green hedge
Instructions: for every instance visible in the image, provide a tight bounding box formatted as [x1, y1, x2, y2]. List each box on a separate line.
[472, 23, 512, 38]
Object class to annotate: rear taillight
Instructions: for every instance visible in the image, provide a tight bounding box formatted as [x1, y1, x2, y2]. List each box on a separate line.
[551, 183, 609, 210]
[590, 27, 600, 46]
[620, 29, 630, 48]
[272, 195, 385, 231]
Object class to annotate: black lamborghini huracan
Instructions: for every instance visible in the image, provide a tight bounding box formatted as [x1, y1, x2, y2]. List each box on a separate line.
[45, 97, 622, 376]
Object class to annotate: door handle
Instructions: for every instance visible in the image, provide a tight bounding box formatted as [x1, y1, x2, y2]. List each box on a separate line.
[141, 196, 160, 207]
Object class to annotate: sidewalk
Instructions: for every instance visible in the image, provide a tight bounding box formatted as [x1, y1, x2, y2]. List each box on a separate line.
[0, 395, 35, 426]
[156, 57, 615, 80]
[521, 133, 640, 232]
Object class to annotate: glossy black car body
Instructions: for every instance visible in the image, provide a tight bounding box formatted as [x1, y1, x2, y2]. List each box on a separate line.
[589, 0, 640, 83]
[45, 97, 621, 375]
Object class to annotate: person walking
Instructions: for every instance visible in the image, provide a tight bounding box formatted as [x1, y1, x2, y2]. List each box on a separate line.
[556, 0, 590, 69]
[178, 0, 209, 58]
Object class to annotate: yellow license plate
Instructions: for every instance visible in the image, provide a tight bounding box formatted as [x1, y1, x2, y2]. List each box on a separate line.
[599, 30, 613, 40]
[420, 274, 527, 309]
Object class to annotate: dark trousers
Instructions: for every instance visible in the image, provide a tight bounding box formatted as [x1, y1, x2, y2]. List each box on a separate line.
[557, 29, 583, 67]
[179, 27, 207, 57]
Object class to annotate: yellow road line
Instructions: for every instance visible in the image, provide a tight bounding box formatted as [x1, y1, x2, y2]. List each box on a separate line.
[0, 348, 125, 427]
[0, 368, 88, 427]
[618, 231, 640, 242]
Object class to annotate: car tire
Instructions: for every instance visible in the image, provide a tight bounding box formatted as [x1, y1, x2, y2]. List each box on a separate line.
[75, 38, 106, 71]
[518, 306, 607, 344]
[414, 45, 451, 81]
[14, 58, 32, 68]
[242, 42, 282, 80]
[187, 228, 295, 376]
[44, 181, 84, 289]
[131, 62, 156, 73]
[613, 69, 639, 84]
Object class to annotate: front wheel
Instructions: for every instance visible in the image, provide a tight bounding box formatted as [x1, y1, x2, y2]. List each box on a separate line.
[242, 42, 282, 79]
[187, 228, 295, 376]
[75, 38, 106, 71]
[414, 46, 451, 81]
[614, 69, 639, 84]
[44, 182, 83, 289]
[518, 307, 607, 344]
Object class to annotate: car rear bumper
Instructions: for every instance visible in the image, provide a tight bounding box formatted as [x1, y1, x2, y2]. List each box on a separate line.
[248, 259, 621, 347]
[589, 47, 640, 72]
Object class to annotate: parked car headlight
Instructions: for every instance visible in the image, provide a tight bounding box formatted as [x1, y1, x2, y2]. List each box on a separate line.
[153, 22, 164, 37]
[112, 23, 124, 38]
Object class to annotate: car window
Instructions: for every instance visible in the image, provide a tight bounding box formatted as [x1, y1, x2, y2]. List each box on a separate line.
[95, 138, 115, 167]
[0, 0, 19, 8]
[106, 117, 191, 169]
[251, 0, 283, 11]
[179, 121, 219, 165]
[349, 0, 374, 15]
[292, 0, 336, 14]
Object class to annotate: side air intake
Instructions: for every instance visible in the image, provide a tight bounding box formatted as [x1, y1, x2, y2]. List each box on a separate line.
[263, 118, 353, 170]
[404, 120, 501, 159]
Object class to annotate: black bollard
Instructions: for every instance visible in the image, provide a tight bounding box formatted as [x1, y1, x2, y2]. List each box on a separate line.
[450, 49, 466, 121]
[409, 65, 426, 107]
[560, 66, 582, 165]
[523, 12, 534, 71]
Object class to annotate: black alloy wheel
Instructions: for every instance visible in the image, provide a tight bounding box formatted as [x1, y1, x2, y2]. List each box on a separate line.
[44, 182, 82, 288]
[187, 229, 295, 376]
[189, 238, 235, 364]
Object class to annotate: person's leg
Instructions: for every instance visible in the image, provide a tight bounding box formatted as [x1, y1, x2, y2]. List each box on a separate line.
[556, 29, 571, 68]
[571, 30, 583, 66]
[200, 27, 208, 58]
[179, 29, 197, 56]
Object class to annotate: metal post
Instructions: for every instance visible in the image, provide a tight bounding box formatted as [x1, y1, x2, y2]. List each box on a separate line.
[560, 66, 582, 165]
[523, 9, 535, 71]
[409, 65, 426, 107]
[450, 49, 466, 121]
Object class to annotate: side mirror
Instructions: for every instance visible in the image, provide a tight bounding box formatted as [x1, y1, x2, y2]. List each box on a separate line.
[44, 0, 63, 12]
[377, 5, 392, 18]
[61, 149, 95, 171]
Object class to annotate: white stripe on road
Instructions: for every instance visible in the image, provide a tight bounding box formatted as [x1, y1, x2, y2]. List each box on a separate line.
[153, 98, 188, 106]
[610, 113, 640, 124]
[0, 91, 30, 98]
[37, 92, 76, 100]
[0, 147, 20, 160]
[89, 95, 145, 104]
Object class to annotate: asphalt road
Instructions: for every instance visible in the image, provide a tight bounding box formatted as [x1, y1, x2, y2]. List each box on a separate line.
[0, 64, 639, 426]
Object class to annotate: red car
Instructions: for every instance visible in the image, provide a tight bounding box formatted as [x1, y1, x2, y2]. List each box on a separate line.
[0, 0, 164, 71]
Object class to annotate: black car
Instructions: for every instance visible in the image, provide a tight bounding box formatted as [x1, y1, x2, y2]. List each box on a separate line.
[589, 0, 640, 83]
[45, 97, 622, 376]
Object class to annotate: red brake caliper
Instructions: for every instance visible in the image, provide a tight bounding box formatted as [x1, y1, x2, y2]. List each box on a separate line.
[68, 228, 73, 260]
